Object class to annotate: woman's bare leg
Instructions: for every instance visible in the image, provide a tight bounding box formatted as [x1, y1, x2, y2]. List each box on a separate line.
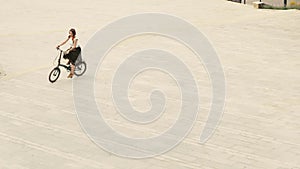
[67, 64, 75, 78]
[71, 64, 75, 75]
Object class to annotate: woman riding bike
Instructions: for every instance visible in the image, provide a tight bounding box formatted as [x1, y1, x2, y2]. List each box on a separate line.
[56, 28, 81, 78]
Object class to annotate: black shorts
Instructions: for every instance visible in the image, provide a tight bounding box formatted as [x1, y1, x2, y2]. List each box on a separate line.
[63, 47, 81, 65]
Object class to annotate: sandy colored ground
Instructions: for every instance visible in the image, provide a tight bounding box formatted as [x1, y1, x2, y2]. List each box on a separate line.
[0, 0, 299, 169]
[0, 64, 5, 77]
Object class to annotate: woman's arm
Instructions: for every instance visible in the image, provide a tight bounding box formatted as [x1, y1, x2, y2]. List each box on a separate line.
[57, 37, 70, 48]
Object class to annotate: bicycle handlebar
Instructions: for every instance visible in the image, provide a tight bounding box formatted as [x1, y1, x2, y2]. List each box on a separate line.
[56, 47, 63, 52]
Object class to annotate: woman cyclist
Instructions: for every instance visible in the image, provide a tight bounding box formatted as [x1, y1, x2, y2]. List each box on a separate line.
[56, 28, 81, 78]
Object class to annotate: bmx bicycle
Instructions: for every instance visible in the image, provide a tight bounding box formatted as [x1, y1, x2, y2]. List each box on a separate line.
[49, 48, 87, 83]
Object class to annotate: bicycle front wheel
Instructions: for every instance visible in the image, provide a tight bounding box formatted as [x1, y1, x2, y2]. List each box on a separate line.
[49, 67, 61, 83]
[74, 61, 87, 76]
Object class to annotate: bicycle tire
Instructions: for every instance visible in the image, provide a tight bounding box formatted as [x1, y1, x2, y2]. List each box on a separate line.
[49, 67, 61, 83]
[74, 61, 87, 76]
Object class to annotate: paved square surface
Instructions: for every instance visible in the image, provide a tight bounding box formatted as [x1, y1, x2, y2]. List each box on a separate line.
[0, 0, 299, 168]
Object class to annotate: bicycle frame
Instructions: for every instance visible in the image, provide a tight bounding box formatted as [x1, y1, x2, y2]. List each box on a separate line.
[56, 48, 71, 71]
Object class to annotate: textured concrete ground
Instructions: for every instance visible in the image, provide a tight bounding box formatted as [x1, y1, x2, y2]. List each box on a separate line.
[0, 0, 299, 168]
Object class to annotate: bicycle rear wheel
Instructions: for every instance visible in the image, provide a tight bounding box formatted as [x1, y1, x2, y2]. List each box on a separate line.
[49, 67, 61, 83]
[74, 61, 87, 76]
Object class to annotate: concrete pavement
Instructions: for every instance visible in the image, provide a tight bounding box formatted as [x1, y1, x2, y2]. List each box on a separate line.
[0, 0, 299, 168]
